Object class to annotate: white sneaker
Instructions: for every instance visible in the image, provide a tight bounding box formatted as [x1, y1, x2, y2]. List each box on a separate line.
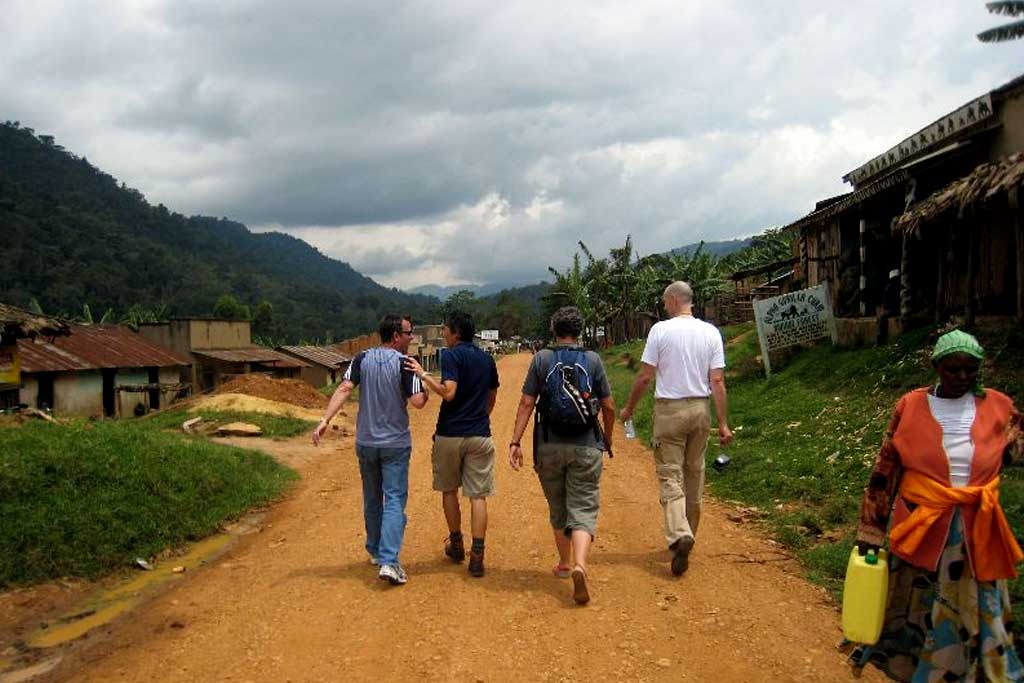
[369, 557, 380, 566]
[378, 564, 408, 585]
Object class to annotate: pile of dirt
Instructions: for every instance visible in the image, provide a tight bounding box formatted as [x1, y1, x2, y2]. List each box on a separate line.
[191, 394, 328, 423]
[215, 375, 328, 409]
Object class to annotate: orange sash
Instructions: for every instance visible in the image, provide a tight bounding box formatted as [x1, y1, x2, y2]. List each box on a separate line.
[889, 469, 1023, 581]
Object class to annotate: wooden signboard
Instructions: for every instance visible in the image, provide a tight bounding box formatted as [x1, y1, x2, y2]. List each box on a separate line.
[752, 284, 837, 375]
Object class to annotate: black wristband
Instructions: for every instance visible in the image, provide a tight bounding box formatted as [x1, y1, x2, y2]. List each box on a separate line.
[509, 442, 520, 447]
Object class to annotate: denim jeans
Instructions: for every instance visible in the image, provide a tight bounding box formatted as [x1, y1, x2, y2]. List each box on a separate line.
[356, 444, 411, 566]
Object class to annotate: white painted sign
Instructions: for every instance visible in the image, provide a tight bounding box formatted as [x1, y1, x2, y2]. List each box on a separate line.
[752, 284, 836, 375]
[844, 94, 993, 186]
[479, 329, 499, 341]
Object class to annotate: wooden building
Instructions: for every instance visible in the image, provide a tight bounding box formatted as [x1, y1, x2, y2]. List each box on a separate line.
[0, 303, 69, 409]
[782, 74, 1024, 335]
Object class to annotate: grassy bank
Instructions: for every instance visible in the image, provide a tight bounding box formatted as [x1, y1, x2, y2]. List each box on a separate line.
[146, 408, 316, 439]
[602, 320, 1024, 616]
[0, 419, 298, 586]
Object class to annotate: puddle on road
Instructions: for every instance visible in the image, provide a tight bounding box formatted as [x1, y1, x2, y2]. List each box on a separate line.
[1, 512, 263, 683]
[26, 533, 234, 649]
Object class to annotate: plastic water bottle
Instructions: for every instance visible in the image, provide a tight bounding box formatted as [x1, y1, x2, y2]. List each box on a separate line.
[841, 547, 889, 644]
[624, 419, 636, 439]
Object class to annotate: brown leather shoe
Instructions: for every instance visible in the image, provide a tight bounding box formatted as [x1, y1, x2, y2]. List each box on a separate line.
[670, 536, 695, 576]
[445, 537, 465, 563]
[468, 549, 485, 577]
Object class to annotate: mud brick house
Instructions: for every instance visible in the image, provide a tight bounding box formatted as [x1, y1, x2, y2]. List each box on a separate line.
[276, 345, 351, 388]
[138, 318, 307, 393]
[17, 324, 191, 417]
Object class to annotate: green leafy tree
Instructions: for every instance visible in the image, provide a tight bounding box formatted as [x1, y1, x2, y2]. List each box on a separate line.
[213, 294, 251, 321]
[253, 299, 274, 336]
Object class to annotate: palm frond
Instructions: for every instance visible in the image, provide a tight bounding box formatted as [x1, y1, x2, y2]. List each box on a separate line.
[986, 2, 1024, 16]
[978, 18, 1024, 41]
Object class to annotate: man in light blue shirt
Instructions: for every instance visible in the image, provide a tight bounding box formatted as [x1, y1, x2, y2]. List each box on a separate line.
[313, 314, 428, 585]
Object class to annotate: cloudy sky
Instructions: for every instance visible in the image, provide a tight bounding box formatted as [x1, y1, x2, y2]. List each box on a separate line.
[2, 2, 1021, 289]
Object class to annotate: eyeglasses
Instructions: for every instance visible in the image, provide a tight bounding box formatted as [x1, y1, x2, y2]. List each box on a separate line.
[401, 330, 413, 336]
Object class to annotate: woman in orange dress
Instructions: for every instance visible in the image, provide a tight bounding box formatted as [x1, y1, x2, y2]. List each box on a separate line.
[849, 329, 1024, 682]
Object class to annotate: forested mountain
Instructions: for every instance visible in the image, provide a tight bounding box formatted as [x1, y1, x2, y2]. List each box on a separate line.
[670, 237, 752, 257]
[0, 122, 438, 342]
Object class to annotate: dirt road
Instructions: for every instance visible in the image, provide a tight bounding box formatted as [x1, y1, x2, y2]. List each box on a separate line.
[46, 352, 877, 682]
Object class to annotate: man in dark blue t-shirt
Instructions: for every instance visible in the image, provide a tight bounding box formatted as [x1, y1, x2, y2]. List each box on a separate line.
[404, 310, 499, 577]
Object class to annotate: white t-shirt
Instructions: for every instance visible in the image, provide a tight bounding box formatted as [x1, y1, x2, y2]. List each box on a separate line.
[640, 316, 726, 399]
[926, 391, 976, 487]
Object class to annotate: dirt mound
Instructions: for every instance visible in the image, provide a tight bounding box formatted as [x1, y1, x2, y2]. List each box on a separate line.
[191, 394, 327, 422]
[215, 374, 327, 409]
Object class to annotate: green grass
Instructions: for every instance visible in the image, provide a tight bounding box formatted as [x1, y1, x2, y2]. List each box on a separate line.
[146, 408, 316, 439]
[603, 319, 1024, 625]
[0, 419, 298, 586]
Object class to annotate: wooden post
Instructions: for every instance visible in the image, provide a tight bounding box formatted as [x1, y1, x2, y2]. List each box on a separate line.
[965, 214, 977, 329]
[934, 223, 947, 325]
[899, 228, 912, 333]
[1012, 187, 1023, 323]
[859, 219, 867, 316]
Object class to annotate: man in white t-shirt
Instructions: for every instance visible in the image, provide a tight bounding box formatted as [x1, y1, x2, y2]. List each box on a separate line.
[620, 281, 733, 576]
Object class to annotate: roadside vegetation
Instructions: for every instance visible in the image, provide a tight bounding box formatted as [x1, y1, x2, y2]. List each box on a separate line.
[602, 319, 1024, 630]
[0, 419, 298, 586]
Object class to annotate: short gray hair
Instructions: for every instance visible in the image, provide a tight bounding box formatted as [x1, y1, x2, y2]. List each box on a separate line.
[550, 306, 584, 338]
[663, 281, 693, 305]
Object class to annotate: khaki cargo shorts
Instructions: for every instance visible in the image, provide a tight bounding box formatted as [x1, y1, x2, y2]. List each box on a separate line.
[534, 442, 603, 537]
[431, 435, 496, 498]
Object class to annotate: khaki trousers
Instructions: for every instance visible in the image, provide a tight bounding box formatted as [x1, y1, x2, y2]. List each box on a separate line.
[652, 397, 710, 547]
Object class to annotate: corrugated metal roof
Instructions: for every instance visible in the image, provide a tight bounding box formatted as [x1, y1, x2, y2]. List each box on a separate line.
[18, 325, 191, 373]
[782, 169, 910, 235]
[193, 347, 309, 368]
[276, 345, 351, 368]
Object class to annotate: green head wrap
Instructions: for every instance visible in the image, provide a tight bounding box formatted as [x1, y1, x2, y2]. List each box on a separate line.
[931, 329, 985, 396]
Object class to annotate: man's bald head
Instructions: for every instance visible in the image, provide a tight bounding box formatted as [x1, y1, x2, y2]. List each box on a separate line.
[663, 281, 693, 315]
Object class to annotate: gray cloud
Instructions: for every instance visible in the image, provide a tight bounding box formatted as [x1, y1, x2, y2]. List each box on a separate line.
[1, 1, 1019, 287]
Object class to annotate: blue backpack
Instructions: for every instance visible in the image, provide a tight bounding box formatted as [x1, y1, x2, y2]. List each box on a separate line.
[538, 347, 600, 440]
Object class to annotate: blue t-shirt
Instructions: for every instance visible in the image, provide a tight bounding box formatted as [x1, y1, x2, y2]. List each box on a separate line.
[436, 342, 500, 437]
[345, 347, 424, 449]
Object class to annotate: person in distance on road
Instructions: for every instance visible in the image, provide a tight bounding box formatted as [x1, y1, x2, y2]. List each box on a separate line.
[312, 314, 428, 586]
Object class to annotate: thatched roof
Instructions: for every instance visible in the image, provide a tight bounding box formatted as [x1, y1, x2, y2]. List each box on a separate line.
[896, 152, 1024, 235]
[0, 303, 70, 342]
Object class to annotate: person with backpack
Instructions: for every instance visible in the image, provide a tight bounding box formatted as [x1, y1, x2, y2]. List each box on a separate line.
[404, 310, 500, 577]
[508, 306, 616, 605]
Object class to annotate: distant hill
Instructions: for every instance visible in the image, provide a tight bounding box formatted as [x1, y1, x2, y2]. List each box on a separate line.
[0, 122, 438, 342]
[408, 280, 548, 300]
[669, 238, 752, 257]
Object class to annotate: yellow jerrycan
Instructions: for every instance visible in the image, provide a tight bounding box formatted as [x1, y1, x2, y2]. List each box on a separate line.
[841, 547, 889, 645]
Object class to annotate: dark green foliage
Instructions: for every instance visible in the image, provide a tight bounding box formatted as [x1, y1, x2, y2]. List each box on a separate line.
[0, 419, 297, 586]
[0, 123, 438, 343]
[432, 283, 549, 339]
